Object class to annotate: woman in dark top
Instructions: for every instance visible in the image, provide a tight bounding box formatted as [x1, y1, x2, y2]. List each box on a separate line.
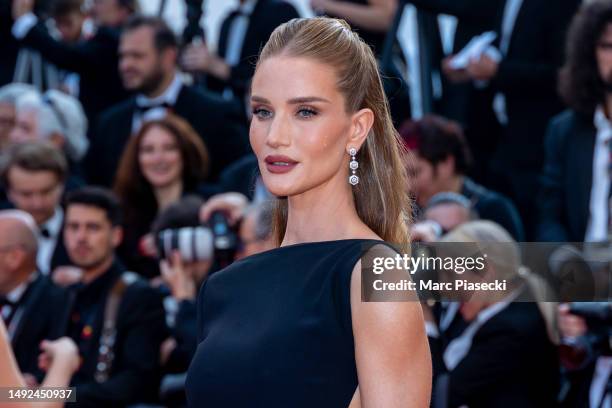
[113, 114, 209, 278]
[186, 17, 431, 407]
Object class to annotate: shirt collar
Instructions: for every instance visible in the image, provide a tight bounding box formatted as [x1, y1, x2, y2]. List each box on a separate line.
[593, 106, 612, 143]
[39, 207, 63, 239]
[238, 0, 258, 15]
[6, 272, 38, 303]
[135, 72, 183, 108]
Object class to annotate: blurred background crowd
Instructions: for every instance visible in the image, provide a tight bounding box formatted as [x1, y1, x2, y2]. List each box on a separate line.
[0, 0, 610, 407]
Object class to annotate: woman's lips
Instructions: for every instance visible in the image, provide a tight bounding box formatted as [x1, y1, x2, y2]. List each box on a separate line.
[264, 155, 298, 174]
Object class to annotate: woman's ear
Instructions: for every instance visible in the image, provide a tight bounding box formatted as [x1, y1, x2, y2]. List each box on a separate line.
[347, 108, 374, 151]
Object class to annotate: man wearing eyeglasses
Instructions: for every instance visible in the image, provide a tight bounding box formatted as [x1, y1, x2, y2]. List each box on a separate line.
[0, 209, 68, 385]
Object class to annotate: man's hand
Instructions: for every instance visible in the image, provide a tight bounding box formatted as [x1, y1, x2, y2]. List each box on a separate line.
[558, 303, 588, 339]
[12, 0, 34, 20]
[38, 337, 80, 374]
[442, 56, 471, 83]
[160, 251, 197, 301]
[52, 266, 83, 288]
[181, 43, 212, 73]
[199, 192, 249, 226]
[467, 54, 499, 82]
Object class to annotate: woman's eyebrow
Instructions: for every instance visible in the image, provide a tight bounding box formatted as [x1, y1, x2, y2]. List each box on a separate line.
[250, 95, 331, 104]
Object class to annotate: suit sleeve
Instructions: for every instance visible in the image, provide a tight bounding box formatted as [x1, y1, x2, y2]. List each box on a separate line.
[227, 4, 300, 94]
[494, 1, 577, 95]
[164, 299, 198, 373]
[536, 117, 570, 242]
[17, 24, 116, 75]
[73, 285, 168, 407]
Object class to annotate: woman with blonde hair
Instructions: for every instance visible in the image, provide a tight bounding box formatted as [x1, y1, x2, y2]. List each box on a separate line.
[186, 17, 431, 407]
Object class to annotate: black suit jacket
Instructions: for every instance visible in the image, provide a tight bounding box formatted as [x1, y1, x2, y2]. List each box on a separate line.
[433, 300, 559, 408]
[0, 1, 19, 85]
[490, 0, 580, 170]
[462, 177, 525, 241]
[537, 110, 595, 242]
[66, 261, 168, 407]
[85, 85, 250, 187]
[8, 274, 68, 381]
[206, 0, 299, 98]
[15, 23, 128, 122]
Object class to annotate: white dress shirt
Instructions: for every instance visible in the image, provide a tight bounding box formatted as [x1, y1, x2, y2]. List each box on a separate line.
[492, 0, 524, 125]
[132, 72, 184, 133]
[585, 107, 612, 242]
[224, 0, 258, 67]
[0, 281, 29, 321]
[222, 0, 258, 99]
[591, 356, 612, 408]
[37, 207, 63, 275]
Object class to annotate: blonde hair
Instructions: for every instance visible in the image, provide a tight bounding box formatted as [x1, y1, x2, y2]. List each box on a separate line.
[256, 17, 412, 246]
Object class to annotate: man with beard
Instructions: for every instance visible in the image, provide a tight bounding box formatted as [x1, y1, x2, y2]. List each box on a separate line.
[85, 15, 250, 187]
[61, 187, 167, 406]
[538, 1, 612, 244]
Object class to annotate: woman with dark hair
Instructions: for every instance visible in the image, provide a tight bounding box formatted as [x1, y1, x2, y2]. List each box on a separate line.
[186, 17, 431, 407]
[113, 113, 209, 277]
[538, 0, 612, 243]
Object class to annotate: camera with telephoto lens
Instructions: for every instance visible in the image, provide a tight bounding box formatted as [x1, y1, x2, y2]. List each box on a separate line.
[156, 211, 238, 267]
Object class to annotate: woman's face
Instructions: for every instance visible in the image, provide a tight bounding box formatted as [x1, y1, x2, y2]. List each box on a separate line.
[250, 56, 365, 197]
[138, 125, 183, 188]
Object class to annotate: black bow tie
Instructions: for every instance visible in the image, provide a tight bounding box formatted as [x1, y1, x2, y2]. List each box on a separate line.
[0, 296, 15, 308]
[135, 101, 173, 114]
[40, 227, 51, 239]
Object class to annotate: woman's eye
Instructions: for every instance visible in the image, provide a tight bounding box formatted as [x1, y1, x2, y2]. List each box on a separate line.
[297, 108, 317, 118]
[253, 108, 272, 119]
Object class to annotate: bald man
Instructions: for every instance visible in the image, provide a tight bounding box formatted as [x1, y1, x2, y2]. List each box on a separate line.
[0, 210, 68, 383]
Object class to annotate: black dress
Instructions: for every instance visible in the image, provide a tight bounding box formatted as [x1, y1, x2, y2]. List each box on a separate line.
[185, 239, 382, 407]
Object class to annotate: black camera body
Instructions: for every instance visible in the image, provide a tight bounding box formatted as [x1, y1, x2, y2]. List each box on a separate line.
[156, 211, 238, 267]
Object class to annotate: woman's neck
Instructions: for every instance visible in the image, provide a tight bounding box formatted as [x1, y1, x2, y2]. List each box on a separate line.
[154, 180, 183, 212]
[281, 175, 375, 246]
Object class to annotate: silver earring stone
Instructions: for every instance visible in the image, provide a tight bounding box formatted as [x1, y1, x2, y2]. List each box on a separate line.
[348, 148, 359, 185]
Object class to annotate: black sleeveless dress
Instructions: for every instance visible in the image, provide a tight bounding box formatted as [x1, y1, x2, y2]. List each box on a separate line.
[185, 239, 381, 407]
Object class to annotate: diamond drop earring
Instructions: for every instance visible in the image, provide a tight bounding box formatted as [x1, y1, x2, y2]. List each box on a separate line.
[348, 147, 359, 186]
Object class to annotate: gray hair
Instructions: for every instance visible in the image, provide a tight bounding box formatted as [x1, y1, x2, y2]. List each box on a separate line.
[245, 200, 274, 241]
[15, 89, 89, 161]
[0, 83, 37, 105]
[0, 209, 39, 254]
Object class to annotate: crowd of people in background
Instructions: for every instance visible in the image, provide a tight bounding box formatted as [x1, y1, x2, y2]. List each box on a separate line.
[0, 0, 610, 407]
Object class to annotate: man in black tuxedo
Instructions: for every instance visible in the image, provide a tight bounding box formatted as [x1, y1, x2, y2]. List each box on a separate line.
[0, 209, 67, 382]
[445, 0, 580, 236]
[85, 15, 250, 187]
[538, 1, 612, 243]
[62, 187, 167, 407]
[1, 142, 72, 275]
[10, 0, 135, 121]
[0, 0, 19, 86]
[181, 0, 300, 102]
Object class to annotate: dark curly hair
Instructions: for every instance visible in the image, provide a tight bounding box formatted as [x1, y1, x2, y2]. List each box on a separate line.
[559, 0, 612, 116]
